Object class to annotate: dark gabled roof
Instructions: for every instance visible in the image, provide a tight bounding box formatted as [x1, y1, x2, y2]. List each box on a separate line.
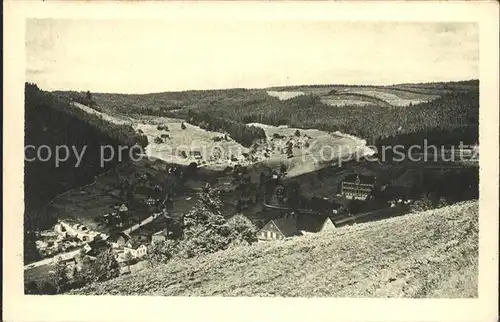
[270, 216, 301, 237]
[127, 239, 142, 249]
[108, 232, 130, 242]
[296, 214, 330, 233]
[267, 214, 335, 236]
[88, 239, 108, 249]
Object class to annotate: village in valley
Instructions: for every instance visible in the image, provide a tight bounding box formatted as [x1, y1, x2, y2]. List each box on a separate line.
[21, 19, 482, 297]
[24, 109, 479, 289]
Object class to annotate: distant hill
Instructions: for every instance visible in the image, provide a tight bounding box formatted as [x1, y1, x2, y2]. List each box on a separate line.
[54, 80, 479, 147]
[71, 200, 478, 297]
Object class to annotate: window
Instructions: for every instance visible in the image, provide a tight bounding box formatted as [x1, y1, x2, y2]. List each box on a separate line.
[267, 231, 272, 239]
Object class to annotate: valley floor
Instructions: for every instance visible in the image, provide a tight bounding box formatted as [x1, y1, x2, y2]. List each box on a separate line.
[71, 201, 478, 297]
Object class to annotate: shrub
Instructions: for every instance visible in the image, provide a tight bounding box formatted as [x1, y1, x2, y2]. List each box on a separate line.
[146, 240, 179, 267]
[178, 189, 230, 258]
[227, 214, 258, 246]
[52, 257, 69, 293]
[84, 249, 120, 283]
[410, 197, 434, 213]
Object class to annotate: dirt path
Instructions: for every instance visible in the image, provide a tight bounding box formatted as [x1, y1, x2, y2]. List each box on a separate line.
[71, 102, 132, 125]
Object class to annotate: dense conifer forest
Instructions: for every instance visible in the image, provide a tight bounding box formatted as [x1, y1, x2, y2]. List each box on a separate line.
[24, 83, 148, 262]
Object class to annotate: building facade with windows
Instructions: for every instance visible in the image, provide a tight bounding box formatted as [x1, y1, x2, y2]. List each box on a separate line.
[340, 175, 376, 201]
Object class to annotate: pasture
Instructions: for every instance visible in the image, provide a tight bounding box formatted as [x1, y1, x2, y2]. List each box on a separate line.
[266, 91, 305, 100]
[248, 122, 372, 177]
[133, 116, 250, 168]
[339, 87, 439, 107]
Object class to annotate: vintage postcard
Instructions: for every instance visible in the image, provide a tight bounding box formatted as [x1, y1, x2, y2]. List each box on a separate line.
[3, 1, 499, 322]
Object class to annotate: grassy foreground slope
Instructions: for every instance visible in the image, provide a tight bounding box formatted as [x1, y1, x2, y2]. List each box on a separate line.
[72, 201, 478, 297]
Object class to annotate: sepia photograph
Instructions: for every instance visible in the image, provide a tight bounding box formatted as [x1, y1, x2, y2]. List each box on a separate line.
[3, 1, 499, 322]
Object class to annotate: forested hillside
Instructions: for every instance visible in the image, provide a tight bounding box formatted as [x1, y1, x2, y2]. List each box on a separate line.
[24, 83, 148, 261]
[194, 90, 479, 146]
[83, 81, 478, 147]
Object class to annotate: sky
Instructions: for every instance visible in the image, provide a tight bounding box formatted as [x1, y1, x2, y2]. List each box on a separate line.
[26, 20, 479, 94]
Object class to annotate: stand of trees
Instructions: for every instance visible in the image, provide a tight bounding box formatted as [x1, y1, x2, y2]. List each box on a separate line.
[69, 90, 100, 111]
[146, 189, 258, 266]
[186, 110, 266, 147]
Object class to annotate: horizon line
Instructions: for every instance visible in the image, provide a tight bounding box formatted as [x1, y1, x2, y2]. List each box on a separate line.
[30, 78, 479, 96]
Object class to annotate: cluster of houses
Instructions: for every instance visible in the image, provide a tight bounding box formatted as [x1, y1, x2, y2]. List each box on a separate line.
[35, 230, 82, 258]
[100, 204, 130, 228]
[30, 220, 109, 260]
[54, 221, 106, 243]
[108, 227, 170, 264]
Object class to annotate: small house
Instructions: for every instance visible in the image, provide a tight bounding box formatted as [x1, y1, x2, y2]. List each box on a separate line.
[83, 243, 92, 253]
[145, 198, 157, 207]
[85, 239, 110, 257]
[54, 222, 66, 234]
[258, 213, 336, 241]
[131, 231, 151, 244]
[151, 230, 169, 245]
[135, 244, 148, 258]
[189, 150, 203, 160]
[124, 240, 148, 258]
[108, 232, 130, 247]
[258, 214, 301, 241]
[118, 204, 129, 213]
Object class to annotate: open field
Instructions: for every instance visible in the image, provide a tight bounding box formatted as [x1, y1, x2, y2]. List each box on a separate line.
[338, 87, 439, 107]
[267, 91, 304, 100]
[267, 86, 439, 107]
[133, 116, 250, 167]
[320, 93, 390, 107]
[71, 201, 478, 297]
[71, 102, 253, 169]
[247, 122, 373, 177]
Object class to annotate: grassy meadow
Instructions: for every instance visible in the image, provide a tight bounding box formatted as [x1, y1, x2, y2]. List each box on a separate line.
[71, 200, 478, 297]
